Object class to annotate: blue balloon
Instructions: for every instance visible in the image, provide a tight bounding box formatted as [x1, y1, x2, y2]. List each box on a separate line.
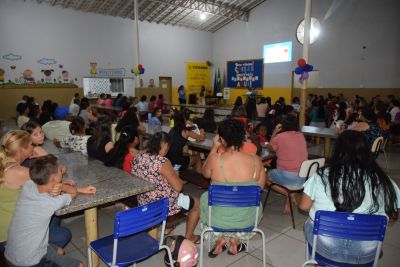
[295, 67, 304, 75]
[305, 64, 313, 72]
[140, 68, 145, 74]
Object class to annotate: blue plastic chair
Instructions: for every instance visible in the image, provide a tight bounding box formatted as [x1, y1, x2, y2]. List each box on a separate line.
[200, 185, 266, 267]
[302, 210, 388, 267]
[88, 198, 173, 267]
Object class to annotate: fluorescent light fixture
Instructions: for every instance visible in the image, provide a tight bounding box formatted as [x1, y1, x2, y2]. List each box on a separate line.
[263, 41, 292, 63]
[199, 13, 206, 20]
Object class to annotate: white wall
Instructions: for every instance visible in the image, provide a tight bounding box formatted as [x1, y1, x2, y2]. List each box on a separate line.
[212, 0, 400, 88]
[0, 0, 212, 87]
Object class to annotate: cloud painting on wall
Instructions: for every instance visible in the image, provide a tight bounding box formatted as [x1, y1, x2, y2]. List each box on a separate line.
[2, 53, 22, 61]
[37, 58, 57, 65]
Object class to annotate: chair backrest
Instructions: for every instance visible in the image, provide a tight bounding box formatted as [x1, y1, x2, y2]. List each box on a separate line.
[113, 198, 169, 239]
[208, 185, 261, 232]
[208, 185, 261, 207]
[371, 137, 384, 158]
[314, 210, 387, 242]
[298, 158, 325, 179]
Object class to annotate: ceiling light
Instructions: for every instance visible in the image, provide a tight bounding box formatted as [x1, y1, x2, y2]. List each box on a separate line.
[199, 13, 206, 21]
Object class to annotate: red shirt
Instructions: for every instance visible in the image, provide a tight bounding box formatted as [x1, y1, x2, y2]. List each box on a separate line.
[123, 152, 135, 173]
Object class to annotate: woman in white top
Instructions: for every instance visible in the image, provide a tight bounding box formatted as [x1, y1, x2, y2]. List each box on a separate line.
[299, 130, 400, 264]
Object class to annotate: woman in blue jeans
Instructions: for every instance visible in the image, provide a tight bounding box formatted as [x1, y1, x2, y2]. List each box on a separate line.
[299, 130, 400, 264]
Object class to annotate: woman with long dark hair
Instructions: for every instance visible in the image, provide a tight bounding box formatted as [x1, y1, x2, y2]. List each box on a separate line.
[86, 115, 114, 161]
[299, 130, 399, 264]
[116, 107, 146, 133]
[166, 112, 205, 173]
[105, 126, 139, 173]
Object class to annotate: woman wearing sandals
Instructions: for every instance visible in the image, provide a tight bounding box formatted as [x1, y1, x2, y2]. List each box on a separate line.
[201, 119, 266, 257]
[132, 131, 201, 244]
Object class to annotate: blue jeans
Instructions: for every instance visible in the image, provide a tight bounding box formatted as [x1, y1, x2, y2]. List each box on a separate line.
[0, 241, 5, 251]
[305, 219, 378, 264]
[48, 216, 72, 248]
[268, 169, 304, 188]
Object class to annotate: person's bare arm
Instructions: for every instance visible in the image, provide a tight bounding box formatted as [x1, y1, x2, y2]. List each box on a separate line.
[160, 160, 184, 192]
[6, 166, 30, 189]
[61, 184, 78, 199]
[105, 141, 114, 153]
[256, 158, 266, 189]
[202, 134, 221, 178]
[183, 129, 205, 141]
[298, 193, 313, 212]
[30, 146, 48, 158]
[77, 186, 96, 194]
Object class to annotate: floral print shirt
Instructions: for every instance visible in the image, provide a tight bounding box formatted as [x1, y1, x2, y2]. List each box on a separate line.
[132, 152, 180, 216]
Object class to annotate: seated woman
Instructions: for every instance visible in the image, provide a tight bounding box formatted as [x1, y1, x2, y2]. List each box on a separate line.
[104, 125, 139, 173]
[352, 107, 382, 146]
[193, 108, 217, 133]
[116, 107, 146, 134]
[166, 112, 205, 173]
[0, 130, 72, 253]
[132, 132, 200, 243]
[265, 115, 308, 214]
[86, 115, 114, 162]
[201, 119, 266, 257]
[299, 130, 400, 265]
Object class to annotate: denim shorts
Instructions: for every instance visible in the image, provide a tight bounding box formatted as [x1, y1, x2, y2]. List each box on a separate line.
[305, 218, 378, 264]
[268, 169, 304, 188]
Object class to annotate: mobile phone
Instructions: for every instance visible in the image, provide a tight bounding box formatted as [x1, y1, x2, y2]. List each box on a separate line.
[173, 164, 181, 171]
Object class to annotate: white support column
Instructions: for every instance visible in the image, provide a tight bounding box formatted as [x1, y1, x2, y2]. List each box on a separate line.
[134, 0, 140, 88]
[300, 0, 312, 127]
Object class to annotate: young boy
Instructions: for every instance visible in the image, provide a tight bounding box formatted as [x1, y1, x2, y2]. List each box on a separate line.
[5, 155, 96, 267]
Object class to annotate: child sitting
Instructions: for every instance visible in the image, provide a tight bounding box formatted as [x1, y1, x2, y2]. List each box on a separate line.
[254, 123, 268, 143]
[54, 116, 91, 155]
[148, 107, 163, 126]
[21, 121, 48, 158]
[16, 103, 30, 128]
[4, 155, 96, 267]
[105, 125, 140, 173]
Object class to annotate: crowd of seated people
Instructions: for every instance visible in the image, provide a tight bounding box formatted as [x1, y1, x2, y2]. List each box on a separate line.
[0, 91, 399, 266]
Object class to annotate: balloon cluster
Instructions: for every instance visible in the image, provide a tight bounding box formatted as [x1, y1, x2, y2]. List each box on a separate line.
[295, 58, 313, 83]
[131, 64, 145, 75]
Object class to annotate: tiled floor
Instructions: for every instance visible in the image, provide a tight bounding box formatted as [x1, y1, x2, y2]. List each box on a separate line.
[61, 142, 400, 267]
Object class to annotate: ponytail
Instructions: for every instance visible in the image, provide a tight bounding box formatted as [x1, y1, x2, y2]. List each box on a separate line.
[0, 130, 30, 181]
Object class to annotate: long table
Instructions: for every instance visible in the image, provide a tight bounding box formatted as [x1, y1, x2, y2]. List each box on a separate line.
[301, 125, 338, 158]
[54, 152, 154, 266]
[143, 123, 274, 160]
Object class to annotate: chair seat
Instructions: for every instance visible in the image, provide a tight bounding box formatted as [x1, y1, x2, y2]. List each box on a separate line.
[90, 232, 160, 266]
[308, 243, 374, 267]
[269, 183, 303, 192]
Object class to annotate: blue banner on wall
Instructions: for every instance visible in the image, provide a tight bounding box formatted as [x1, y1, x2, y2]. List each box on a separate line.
[227, 59, 263, 88]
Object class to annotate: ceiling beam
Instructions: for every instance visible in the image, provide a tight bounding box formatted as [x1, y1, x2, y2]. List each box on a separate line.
[84, 0, 100, 12]
[155, 0, 187, 24]
[94, 0, 110, 13]
[106, 0, 124, 15]
[169, 9, 192, 25]
[116, 0, 135, 17]
[148, 0, 249, 21]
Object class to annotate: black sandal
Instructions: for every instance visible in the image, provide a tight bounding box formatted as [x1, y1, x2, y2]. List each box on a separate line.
[208, 243, 228, 258]
[227, 242, 247, 255]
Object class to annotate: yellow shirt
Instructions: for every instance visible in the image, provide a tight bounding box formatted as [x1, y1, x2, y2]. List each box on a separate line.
[0, 185, 21, 242]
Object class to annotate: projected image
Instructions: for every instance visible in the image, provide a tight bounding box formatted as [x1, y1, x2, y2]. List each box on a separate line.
[263, 41, 292, 63]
